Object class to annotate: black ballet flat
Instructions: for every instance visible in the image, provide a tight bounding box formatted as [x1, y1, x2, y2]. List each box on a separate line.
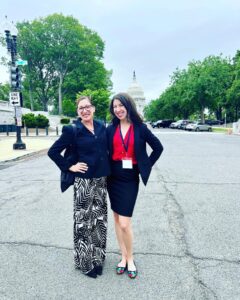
[95, 265, 103, 275]
[116, 262, 127, 275]
[127, 261, 137, 279]
[85, 269, 97, 278]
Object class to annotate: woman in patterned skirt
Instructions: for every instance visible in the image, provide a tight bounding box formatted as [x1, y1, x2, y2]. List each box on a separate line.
[48, 96, 110, 278]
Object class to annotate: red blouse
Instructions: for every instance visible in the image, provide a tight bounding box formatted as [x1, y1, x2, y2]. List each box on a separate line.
[112, 124, 137, 164]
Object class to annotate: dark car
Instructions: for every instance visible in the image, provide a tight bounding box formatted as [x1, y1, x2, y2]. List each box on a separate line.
[159, 119, 174, 128]
[205, 119, 224, 125]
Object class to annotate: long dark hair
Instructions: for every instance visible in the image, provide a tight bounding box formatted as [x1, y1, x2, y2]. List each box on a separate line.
[109, 92, 143, 125]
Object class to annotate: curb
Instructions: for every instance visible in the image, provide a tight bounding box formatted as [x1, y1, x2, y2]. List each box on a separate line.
[0, 148, 49, 164]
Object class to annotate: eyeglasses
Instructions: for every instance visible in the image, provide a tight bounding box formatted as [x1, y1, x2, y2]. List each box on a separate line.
[78, 105, 93, 112]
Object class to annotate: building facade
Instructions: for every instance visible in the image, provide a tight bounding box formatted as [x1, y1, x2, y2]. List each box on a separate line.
[127, 71, 146, 117]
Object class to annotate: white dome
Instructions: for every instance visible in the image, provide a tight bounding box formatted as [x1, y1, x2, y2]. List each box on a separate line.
[127, 72, 145, 99]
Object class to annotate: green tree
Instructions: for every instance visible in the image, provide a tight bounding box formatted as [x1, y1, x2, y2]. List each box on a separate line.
[62, 99, 76, 117]
[226, 80, 240, 121]
[0, 83, 10, 101]
[144, 55, 232, 122]
[186, 56, 232, 122]
[226, 52, 240, 121]
[16, 14, 112, 113]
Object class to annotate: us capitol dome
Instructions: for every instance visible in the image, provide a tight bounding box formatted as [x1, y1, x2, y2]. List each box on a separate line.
[127, 71, 146, 117]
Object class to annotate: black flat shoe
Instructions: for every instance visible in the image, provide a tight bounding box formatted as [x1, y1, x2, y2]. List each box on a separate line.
[116, 262, 127, 275]
[85, 269, 97, 278]
[127, 261, 137, 279]
[95, 265, 103, 275]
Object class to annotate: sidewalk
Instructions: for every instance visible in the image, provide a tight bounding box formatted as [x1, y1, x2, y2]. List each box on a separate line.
[0, 136, 56, 162]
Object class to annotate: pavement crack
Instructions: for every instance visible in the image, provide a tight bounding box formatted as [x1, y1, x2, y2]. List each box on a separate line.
[0, 241, 239, 266]
[197, 278, 219, 300]
[159, 172, 220, 299]
[0, 196, 18, 210]
[0, 241, 72, 250]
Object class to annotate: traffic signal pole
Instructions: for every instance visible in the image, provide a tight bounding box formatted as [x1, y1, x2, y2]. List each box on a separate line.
[5, 22, 26, 150]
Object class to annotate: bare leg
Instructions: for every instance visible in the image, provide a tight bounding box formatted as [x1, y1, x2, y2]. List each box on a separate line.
[113, 212, 127, 266]
[118, 215, 136, 271]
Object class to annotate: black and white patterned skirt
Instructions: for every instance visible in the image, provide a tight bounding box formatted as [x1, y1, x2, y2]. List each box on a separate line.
[73, 176, 107, 274]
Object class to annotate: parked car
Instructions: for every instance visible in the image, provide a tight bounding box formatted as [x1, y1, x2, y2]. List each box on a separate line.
[170, 120, 184, 129]
[170, 120, 191, 129]
[179, 120, 193, 130]
[185, 122, 212, 132]
[159, 119, 174, 128]
[151, 120, 162, 128]
[205, 119, 224, 125]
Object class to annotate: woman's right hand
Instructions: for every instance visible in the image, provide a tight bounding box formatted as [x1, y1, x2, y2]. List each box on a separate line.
[69, 162, 88, 173]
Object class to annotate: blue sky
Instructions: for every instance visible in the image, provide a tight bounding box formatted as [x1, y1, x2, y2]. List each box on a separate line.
[1, 0, 240, 101]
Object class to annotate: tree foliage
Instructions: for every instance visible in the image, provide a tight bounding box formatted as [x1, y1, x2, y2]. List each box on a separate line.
[145, 55, 236, 122]
[62, 99, 76, 117]
[0, 83, 10, 101]
[16, 14, 112, 113]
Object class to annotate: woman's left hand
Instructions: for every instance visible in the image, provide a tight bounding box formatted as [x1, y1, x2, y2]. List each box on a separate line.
[69, 162, 88, 173]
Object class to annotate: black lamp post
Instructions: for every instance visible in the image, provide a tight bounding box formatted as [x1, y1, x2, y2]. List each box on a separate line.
[4, 17, 26, 150]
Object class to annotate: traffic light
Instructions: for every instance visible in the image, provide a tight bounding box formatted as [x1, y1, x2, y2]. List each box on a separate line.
[10, 66, 22, 90]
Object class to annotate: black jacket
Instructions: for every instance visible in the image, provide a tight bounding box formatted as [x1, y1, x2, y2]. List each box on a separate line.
[48, 119, 111, 179]
[106, 122, 163, 185]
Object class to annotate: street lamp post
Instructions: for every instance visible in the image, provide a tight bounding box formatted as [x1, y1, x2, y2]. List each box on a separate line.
[4, 17, 26, 150]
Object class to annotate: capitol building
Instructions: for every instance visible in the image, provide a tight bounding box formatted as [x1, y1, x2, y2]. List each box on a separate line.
[127, 71, 146, 117]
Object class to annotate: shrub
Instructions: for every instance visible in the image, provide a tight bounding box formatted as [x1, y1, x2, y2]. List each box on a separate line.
[60, 118, 70, 124]
[35, 114, 49, 128]
[22, 113, 49, 128]
[22, 113, 36, 128]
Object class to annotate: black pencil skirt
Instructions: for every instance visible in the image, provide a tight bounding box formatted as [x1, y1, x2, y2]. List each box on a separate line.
[107, 161, 139, 217]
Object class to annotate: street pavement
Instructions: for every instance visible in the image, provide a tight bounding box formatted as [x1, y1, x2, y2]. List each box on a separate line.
[0, 132, 58, 163]
[0, 130, 240, 299]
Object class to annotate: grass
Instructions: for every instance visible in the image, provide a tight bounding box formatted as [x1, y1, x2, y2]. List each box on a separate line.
[212, 127, 231, 133]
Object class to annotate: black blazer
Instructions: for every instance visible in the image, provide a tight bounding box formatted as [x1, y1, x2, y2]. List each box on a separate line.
[48, 119, 111, 179]
[106, 122, 163, 185]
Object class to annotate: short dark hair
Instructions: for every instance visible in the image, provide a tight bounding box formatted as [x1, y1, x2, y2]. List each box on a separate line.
[109, 92, 143, 125]
[76, 95, 92, 106]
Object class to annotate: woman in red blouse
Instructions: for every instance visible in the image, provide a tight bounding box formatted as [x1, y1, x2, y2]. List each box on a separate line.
[107, 93, 163, 279]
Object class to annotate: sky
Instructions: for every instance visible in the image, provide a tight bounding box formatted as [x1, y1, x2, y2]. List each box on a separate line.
[1, 0, 240, 102]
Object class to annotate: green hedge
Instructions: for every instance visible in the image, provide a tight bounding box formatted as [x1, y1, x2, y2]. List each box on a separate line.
[23, 113, 49, 128]
[60, 118, 70, 124]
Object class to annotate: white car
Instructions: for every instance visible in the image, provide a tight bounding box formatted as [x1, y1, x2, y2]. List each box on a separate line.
[170, 120, 184, 129]
[186, 122, 212, 132]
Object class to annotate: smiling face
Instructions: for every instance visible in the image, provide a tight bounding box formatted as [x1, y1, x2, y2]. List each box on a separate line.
[77, 98, 95, 122]
[113, 99, 128, 121]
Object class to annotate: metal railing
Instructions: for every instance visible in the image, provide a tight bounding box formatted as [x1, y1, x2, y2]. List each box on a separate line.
[0, 125, 60, 136]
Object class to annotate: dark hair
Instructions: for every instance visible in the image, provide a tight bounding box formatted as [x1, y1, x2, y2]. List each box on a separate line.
[109, 92, 143, 125]
[76, 95, 92, 106]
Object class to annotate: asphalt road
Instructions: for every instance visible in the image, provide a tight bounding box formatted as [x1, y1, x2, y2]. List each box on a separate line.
[0, 130, 240, 300]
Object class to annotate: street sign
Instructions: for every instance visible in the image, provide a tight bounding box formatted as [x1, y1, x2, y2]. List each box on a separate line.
[16, 59, 28, 66]
[9, 92, 20, 106]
